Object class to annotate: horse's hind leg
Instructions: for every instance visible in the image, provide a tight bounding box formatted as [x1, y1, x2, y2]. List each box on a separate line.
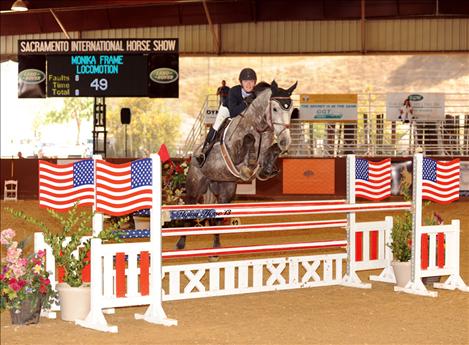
[209, 181, 237, 250]
[176, 163, 209, 250]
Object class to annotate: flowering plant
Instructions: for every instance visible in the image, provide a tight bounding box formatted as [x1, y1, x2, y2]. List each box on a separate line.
[389, 182, 444, 262]
[162, 159, 189, 205]
[0, 229, 57, 312]
[6, 204, 124, 288]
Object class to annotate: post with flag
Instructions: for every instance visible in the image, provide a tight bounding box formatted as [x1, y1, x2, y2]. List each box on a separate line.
[343, 155, 395, 288]
[135, 153, 177, 326]
[395, 154, 468, 297]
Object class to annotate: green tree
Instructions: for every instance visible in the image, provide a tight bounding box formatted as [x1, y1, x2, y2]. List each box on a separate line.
[44, 98, 94, 145]
[107, 98, 181, 157]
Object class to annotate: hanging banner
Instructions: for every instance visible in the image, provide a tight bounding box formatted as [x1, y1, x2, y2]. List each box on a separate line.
[299, 94, 358, 121]
[460, 161, 469, 197]
[204, 107, 219, 125]
[386, 93, 445, 122]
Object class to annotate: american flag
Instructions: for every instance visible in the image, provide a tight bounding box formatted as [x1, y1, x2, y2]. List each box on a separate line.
[422, 158, 460, 204]
[95, 158, 153, 216]
[38, 160, 94, 210]
[355, 158, 391, 201]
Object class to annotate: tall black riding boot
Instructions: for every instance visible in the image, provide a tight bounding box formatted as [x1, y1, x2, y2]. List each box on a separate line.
[196, 127, 217, 166]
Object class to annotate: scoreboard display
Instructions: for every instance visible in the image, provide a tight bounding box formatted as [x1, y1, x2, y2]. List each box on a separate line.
[18, 39, 179, 98]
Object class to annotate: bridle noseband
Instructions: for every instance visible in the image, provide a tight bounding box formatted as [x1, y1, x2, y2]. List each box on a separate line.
[256, 96, 292, 135]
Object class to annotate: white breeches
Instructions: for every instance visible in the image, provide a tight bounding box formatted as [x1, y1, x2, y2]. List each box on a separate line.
[213, 105, 230, 131]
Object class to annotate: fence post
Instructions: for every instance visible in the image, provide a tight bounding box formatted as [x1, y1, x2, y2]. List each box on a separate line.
[135, 153, 177, 326]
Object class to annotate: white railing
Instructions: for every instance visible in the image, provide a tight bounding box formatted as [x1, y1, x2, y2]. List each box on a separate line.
[181, 93, 469, 157]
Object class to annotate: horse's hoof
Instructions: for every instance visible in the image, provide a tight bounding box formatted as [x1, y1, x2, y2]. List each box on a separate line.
[208, 256, 220, 262]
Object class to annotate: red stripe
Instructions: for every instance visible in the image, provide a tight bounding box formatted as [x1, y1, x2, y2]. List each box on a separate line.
[96, 168, 131, 178]
[97, 160, 131, 169]
[96, 183, 131, 193]
[116, 253, 126, 298]
[95, 205, 153, 216]
[437, 159, 459, 167]
[39, 176, 74, 184]
[95, 174, 131, 185]
[39, 182, 76, 191]
[367, 170, 391, 179]
[437, 233, 445, 268]
[370, 230, 378, 260]
[97, 189, 152, 201]
[39, 160, 74, 168]
[422, 190, 459, 199]
[422, 182, 459, 192]
[421, 195, 459, 205]
[140, 251, 150, 296]
[421, 234, 429, 270]
[39, 188, 94, 199]
[162, 200, 346, 211]
[355, 183, 391, 191]
[162, 241, 347, 259]
[436, 171, 460, 180]
[96, 197, 153, 209]
[356, 179, 390, 188]
[368, 158, 390, 168]
[354, 192, 391, 201]
[162, 220, 348, 234]
[39, 168, 73, 176]
[39, 195, 94, 206]
[355, 232, 363, 262]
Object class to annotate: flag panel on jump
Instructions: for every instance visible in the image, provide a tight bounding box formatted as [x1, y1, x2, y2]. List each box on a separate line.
[95, 158, 153, 216]
[38, 160, 94, 210]
[422, 158, 460, 204]
[355, 158, 391, 201]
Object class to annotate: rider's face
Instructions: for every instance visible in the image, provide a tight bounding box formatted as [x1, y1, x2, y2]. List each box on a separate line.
[241, 80, 256, 93]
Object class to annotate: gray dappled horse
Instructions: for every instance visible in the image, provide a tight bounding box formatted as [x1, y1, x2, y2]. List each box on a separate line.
[176, 80, 297, 250]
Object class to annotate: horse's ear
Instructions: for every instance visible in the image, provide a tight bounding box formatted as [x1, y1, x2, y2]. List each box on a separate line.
[287, 81, 298, 95]
[271, 80, 278, 92]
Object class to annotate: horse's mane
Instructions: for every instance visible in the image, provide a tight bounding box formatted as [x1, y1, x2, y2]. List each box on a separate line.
[254, 81, 271, 96]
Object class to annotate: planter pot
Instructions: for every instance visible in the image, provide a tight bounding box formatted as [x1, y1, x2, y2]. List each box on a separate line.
[391, 261, 412, 288]
[9, 294, 44, 325]
[56, 283, 90, 322]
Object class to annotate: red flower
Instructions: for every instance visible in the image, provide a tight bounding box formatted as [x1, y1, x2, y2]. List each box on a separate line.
[175, 164, 184, 174]
[39, 284, 47, 294]
[0, 274, 4, 280]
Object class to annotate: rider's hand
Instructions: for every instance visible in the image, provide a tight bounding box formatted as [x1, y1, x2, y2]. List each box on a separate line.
[244, 95, 255, 106]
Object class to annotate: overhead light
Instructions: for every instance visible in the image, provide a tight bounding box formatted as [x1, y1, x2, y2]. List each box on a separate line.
[11, 0, 28, 11]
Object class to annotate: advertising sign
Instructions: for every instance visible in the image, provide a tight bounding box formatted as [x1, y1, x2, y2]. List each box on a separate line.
[204, 107, 219, 125]
[299, 94, 358, 121]
[386, 93, 445, 122]
[18, 39, 179, 98]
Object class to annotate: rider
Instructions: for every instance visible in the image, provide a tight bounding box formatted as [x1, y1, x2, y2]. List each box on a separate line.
[195, 67, 257, 166]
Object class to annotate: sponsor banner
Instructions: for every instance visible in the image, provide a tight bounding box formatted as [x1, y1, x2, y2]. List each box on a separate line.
[204, 107, 219, 125]
[18, 39, 178, 54]
[283, 159, 335, 194]
[386, 93, 445, 122]
[18, 55, 46, 98]
[391, 161, 413, 196]
[299, 94, 358, 121]
[460, 162, 469, 197]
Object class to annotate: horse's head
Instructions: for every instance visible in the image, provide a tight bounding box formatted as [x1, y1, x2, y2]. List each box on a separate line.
[256, 80, 297, 152]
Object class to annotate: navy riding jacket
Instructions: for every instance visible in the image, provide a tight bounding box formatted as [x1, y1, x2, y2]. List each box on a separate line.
[224, 85, 253, 117]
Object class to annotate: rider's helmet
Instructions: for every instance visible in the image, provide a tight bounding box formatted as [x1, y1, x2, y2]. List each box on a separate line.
[239, 68, 257, 82]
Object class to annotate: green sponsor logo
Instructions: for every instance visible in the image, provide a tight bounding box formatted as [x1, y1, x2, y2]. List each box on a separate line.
[149, 68, 178, 84]
[408, 94, 424, 101]
[18, 69, 46, 84]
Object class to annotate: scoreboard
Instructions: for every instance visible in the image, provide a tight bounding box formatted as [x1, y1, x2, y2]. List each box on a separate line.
[18, 39, 179, 98]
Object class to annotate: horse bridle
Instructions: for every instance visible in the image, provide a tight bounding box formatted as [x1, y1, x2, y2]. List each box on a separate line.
[256, 96, 292, 135]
